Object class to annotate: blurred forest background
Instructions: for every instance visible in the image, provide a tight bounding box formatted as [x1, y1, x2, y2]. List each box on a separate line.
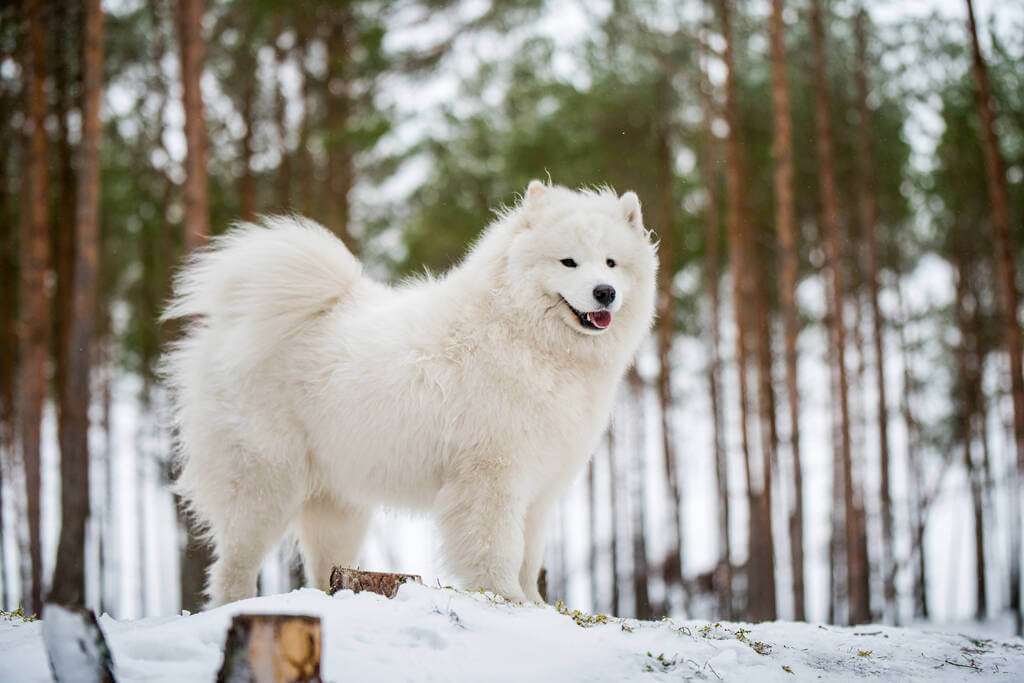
[2, 0, 1024, 635]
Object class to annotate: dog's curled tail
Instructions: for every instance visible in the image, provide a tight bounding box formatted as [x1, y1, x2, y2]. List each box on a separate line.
[162, 215, 362, 341]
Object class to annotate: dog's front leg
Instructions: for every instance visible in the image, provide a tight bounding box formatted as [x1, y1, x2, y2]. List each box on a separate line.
[519, 492, 556, 603]
[435, 476, 527, 602]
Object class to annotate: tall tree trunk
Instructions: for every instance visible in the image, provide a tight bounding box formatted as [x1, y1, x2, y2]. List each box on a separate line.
[237, 72, 257, 222]
[854, 4, 894, 623]
[607, 425, 621, 617]
[654, 96, 684, 615]
[826, 278, 843, 624]
[177, 0, 208, 250]
[751, 235, 779, 624]
[274, 19, 291, 212]
[768, 0, 803, 623]
[974, 308, 994, 622]
[699, 29, 731, 620]
[954, 258, 988, 620]
[235, 16, 257, 223]
[716, 0, 775, 622]
[20, 0, 51, 615]
[296, 32, 315, 219]
[49, 0, 103, 607]
[0, 33, 18, 611]
[628, 370, 651, 619]
[51, 0, 77, 487]
[964, 0, 1024, 635]
[99, 349, 115, 616]
[896, 275, 927, 620]
[176, 0, 213, 612]
[810, 0, 869, 626]
[325, 8, 355, 249]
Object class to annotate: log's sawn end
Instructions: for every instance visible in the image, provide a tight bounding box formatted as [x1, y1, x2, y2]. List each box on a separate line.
[216, 614, 322, 683]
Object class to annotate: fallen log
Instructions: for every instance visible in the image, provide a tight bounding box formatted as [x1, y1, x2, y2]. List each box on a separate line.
[42, 603, 116, 683]
[216, 614, 322, 683]
[328, 567, 422, 599]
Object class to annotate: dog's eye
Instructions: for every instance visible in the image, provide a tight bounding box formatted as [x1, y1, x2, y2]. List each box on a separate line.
[606, 258, 616, 268]
[560, 258, 578, 268]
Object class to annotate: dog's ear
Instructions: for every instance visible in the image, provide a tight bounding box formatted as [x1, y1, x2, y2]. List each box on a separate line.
[525, 179, 547, 204]
[620, 191, 643, 230]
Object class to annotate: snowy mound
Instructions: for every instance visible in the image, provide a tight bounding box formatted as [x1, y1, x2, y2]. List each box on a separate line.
[2, 585, 1022, 681]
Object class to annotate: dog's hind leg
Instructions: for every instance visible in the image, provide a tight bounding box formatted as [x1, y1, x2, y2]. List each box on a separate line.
[295, 496, 371, 591]
[205, 501, 301, 607]
[195, 451, 305, 607]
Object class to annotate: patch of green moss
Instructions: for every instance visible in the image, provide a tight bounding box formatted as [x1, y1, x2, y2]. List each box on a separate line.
[555, 600, 611, 628]
[1, 605, 38, 622]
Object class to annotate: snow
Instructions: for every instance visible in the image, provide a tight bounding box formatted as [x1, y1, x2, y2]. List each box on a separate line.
[3, 585, 1022, 682]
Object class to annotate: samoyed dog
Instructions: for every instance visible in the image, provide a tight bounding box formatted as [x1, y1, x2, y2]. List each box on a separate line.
[162, 180, 657, 606]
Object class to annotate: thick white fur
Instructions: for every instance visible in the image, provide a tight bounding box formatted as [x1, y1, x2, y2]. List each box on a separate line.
[161, 182, 658, 606]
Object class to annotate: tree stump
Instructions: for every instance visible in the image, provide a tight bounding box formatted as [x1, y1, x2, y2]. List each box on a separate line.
[42, 603, 116, 683]
[328, 567, 422, 598]
[216, 614, 322, 683]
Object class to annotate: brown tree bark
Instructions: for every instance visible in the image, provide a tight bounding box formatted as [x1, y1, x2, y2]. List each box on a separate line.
[176, 0, 213, 612]
[296, 32, 315, 219]
[964, 0, 1023, 635]
[20, 0, 51, 615]
[953, 255, 988, 620]
[716, 0, 776, 622]
[328, 568, 421, 598]
[324, 7, 356, 250]
[177, 0, 209, 250]
[51, 0, 78, 484]
[654, 93, 685, 614]
[237, 72, 257, 222]
[0, 28, 18, 611]
[854, 4, 894, 623]
[274, 18, 291, 213]
[49, 0, 103, 607]
[810, 0, 869, 626]
[896, 276, 928, 620]
[768, 0, 804, 623]
[698, 30, 731, 620]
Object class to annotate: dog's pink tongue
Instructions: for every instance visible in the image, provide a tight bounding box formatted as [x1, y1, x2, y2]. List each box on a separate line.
[588, 311, 612, 329]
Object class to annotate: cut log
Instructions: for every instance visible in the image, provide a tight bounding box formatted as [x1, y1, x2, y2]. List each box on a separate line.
[216, 614, 322, 683]
[328, 567, 422, 598]
[42, 603, 116, 683]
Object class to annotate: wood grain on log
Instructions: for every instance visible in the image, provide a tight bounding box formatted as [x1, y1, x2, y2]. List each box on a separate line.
[328, 567, 422, 598]
[216, 614, 321, 683]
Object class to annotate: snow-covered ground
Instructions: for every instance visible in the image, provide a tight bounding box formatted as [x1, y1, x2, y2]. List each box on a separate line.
[3, 584, 1022, 682]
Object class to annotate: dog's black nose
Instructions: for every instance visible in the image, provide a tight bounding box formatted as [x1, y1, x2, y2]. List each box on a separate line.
[593, 284, 616, 307]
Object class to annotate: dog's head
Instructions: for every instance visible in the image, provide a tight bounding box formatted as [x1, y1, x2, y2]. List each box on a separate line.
[503, 180, 658, 353]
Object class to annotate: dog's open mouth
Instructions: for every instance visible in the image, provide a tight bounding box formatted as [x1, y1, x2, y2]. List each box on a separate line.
[560, 296, 612, 331]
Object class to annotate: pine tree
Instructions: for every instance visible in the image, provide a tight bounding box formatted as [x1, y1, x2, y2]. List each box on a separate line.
[854, 4, 894, 623]
[768, 0, 804, 622]
[964, 0, 1023, 636]
[50, 0, 104, 607]
[20, 0, 51, 614]
[810, 0, 869, 625]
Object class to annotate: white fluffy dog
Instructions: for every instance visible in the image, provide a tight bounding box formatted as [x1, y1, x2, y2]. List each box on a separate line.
[162, 180, 657, 606]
